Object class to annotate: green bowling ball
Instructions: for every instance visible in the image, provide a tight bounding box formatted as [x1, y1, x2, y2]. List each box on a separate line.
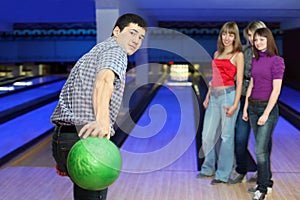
[67, 137, 122, 190]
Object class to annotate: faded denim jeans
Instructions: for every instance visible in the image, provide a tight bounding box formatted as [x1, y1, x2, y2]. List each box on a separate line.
[200, 87, 239, 182]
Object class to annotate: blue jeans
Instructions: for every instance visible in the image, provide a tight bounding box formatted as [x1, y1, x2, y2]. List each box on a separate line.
[52, 127, 108, 200]
[200, 87, 239, 182]
[234, 96, 257, 174]
[248, 101, 278, 193]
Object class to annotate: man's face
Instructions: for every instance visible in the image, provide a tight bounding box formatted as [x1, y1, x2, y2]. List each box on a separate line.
[113, 23, 146, 56]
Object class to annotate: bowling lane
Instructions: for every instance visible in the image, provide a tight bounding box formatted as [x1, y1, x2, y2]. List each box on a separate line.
[0, 80, 65, 113]
[1, 76, 300, 200]
[119, 79, 199, 173]
[0, 75, 137, 163]
[0, 75, 66, 96]
[279, 85, 300, 113]
[0, 101, 58, 161]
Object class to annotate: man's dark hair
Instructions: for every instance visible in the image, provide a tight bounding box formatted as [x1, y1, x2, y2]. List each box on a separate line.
[112, 13, 147, 34]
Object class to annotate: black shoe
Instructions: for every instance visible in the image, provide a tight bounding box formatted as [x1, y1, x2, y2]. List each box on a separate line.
[196, 172, 212, 178]
[211, 179, 227, 185]
[229, 173, 246, 184]
[248, 172, 258, 182]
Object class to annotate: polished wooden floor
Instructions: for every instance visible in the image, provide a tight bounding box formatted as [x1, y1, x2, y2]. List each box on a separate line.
[1, 83, 300, 200]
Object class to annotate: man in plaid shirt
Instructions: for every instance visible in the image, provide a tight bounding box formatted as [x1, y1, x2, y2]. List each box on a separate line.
[51, 13, 147, 200]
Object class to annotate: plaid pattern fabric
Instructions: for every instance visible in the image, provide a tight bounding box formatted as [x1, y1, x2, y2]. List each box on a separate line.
[242, 44, 253, 96]
[51, 37, 127, 136]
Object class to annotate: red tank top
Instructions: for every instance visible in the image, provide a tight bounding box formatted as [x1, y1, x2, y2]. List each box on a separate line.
[211, 54, 237, 87]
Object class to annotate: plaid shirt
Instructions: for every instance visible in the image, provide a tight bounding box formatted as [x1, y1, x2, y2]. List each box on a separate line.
[242, 44, 253, 96]
[51, 37, 127, 136]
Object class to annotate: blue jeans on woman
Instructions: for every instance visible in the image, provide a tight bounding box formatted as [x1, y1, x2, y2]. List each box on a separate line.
[234, 96, 257, 175]
[248, 100, 278, 194]
[52, 127, 108, 200]
[200, 87, 239, 182]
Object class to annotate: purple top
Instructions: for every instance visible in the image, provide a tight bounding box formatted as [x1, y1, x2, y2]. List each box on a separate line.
[251, 51, 285, 100]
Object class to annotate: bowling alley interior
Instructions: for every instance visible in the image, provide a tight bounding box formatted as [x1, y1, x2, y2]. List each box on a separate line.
[0, 0, 300, 199]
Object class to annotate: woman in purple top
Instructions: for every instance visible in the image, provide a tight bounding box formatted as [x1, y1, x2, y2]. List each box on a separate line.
[243, 28, 285, 200]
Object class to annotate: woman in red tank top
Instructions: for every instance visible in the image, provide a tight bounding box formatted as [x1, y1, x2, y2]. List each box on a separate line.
[197, 22, 244, 185]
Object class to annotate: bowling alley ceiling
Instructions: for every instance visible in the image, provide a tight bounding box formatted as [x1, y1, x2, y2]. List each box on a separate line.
[137, 0, 300, 22]
[1, 0, 300, 30]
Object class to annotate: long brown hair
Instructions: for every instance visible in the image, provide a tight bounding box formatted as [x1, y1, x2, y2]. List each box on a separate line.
[253, 27, 278, 60]
[217, 22, 242, 54]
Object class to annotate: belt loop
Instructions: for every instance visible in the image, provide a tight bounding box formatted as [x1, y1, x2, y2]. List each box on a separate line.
[57, 125, 62, 137]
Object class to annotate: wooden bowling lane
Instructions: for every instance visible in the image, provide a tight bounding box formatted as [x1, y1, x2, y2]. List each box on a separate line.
[119, 83, 198, 173]
[1, 81, 300, 199]
[107, 81, 300, 199]
[0, 167, 73, 200]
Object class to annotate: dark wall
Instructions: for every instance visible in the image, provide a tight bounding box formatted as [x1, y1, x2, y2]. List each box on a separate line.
[283, 28, 300, 89]
[0, 0, 95, 25]
[0, 39, 96, 63]
[0, 26, 283, 65]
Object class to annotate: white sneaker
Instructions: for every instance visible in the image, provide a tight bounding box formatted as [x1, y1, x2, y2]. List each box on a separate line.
[253, 190, 266, 200]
